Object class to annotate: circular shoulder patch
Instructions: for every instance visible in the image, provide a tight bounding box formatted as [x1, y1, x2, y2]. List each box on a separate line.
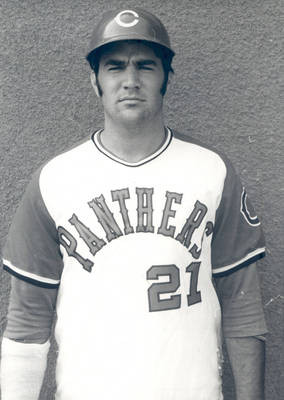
[240, 188, 260, 226]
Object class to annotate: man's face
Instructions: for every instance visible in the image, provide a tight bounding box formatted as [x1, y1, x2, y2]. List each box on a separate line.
[94, 41, 165, 126]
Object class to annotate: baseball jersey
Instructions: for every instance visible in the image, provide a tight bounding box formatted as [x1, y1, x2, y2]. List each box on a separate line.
[3, 128, 265, 400]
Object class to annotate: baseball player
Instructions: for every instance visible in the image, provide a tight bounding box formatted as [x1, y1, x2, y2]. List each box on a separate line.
[1, 8, 267, 400]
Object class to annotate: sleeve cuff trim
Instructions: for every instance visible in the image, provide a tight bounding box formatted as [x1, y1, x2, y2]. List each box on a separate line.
[212, 248, 265, 277]
[3, 259, 60, 289]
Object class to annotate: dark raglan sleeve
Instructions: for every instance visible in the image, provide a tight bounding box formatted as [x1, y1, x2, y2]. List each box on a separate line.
[3, 168, 63, 288]
[2, 168, 63, 342]
[211, 156, 267, 337]
[211, 157, 265, 276]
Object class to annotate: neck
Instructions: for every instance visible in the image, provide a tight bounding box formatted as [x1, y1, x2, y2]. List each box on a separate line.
[100, 115, 166, 163]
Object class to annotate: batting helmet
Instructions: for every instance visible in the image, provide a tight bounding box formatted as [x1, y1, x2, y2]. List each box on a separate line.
[86, 8, 175, 62]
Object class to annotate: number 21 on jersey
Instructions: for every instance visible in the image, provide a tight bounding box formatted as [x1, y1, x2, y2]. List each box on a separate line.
[147, 262, 202, 312]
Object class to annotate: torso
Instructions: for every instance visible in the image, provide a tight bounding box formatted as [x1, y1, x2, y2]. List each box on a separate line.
[40, 128, 225, 399]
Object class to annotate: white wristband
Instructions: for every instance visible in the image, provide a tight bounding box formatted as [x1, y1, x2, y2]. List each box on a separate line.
[1, 337, 50, 400]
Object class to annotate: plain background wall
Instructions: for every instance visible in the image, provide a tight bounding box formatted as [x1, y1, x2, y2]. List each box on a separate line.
[0, 0, 283, 399]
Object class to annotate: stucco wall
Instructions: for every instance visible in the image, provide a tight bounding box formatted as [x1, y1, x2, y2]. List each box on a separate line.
[0, 1, 283, 399]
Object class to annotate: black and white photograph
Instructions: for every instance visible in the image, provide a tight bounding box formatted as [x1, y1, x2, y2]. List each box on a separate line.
[0, 1, 283, 399]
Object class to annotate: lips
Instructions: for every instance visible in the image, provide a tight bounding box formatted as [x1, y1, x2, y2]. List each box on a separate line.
[118, 97, 145, 102]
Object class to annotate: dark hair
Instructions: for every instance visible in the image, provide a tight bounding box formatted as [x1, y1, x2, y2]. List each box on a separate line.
[86, 40, 174, 96]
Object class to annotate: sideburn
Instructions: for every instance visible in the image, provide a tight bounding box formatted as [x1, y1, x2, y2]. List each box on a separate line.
[96, 79, 103, 97]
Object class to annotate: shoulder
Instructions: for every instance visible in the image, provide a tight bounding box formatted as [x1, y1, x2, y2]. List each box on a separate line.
[41, 134, 96, 174]
[31, 133, 98, 189]
[21, 134, 97, 212]
[172, 129, 228, 161]
[170, 128, 236, 176]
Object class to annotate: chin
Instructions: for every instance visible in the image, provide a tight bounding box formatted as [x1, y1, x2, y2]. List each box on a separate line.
[119, 109, 151, 124]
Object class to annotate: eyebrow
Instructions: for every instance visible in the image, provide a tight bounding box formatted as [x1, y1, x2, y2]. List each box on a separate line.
[137, 60, 157, 67]
[103, 59, 157, 67]
[104, 60, 125, 67]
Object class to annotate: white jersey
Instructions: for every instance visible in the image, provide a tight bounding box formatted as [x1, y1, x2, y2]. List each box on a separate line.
[3, 128, 265, 400]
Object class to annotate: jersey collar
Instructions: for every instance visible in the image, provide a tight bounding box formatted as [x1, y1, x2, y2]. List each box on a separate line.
[92, 127, 172, 167]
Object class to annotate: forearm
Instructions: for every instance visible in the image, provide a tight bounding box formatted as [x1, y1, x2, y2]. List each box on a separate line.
[1, 337, 50, 400]
[225, 336, 265, 400]
[1, 277, 56, 399]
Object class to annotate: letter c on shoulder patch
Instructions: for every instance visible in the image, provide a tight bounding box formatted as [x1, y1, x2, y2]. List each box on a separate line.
[240, 188, 260, 226]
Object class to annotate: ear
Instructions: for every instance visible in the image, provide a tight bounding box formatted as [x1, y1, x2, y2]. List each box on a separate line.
[167, 70, 173, 86]
[90, 71, 101, 98]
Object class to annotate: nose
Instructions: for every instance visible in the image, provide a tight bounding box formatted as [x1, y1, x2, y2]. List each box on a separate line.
[123, 65, 140, 90]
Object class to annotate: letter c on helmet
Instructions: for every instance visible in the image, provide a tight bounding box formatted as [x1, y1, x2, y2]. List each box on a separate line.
[114, 10, 139, 28]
